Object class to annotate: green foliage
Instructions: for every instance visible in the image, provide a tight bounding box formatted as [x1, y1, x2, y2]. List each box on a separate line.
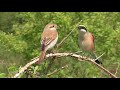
[0, 73, 6, 78]
[0, 12, 17, 33]
[0, 31, 27, 74]
[0, 12, 120, 78]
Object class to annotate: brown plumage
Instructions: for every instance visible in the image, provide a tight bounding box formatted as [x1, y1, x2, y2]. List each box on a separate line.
[81, 32, 95, 52]
[78, 25, 102, 64]
[37, 23, 58, 64]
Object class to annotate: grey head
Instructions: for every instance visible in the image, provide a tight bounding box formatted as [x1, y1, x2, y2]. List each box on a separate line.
[77, 25, 87, 32]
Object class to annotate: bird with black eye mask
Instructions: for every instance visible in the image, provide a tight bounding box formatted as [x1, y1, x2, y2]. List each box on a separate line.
[77, 25, 102, 64]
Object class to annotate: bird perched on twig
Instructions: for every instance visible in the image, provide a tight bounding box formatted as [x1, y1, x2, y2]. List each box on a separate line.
[37, 23, 58, 64]
[77, 25, 102, 64]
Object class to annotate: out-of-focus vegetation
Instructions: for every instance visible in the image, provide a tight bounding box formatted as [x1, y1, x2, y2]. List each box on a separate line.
[0, 12, 120, 78]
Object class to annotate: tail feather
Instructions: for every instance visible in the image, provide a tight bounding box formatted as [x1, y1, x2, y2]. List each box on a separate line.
[37, 51, 46, 64]
[37, 42, 46, 64]
[92, 52, 102, 64]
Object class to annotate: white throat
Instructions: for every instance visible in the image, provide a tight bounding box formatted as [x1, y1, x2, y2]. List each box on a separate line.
[80, 29, 86, 32]
[50, 27, 56, 31]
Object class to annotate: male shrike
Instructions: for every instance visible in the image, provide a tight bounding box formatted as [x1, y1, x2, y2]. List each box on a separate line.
[37, 23, 58, 64]
[77, 25, 102, 64]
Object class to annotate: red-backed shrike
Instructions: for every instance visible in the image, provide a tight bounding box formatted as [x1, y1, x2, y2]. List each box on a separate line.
[77, 25, 102, 64]
[37, 23, 58, 64]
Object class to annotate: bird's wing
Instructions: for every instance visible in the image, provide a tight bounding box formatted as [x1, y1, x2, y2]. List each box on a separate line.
[91, 33, 95, 42]
[41, 30, 58, 49]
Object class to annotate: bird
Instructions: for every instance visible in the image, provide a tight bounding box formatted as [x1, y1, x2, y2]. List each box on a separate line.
[37, 23, 58, 64]
[77, 25, 102, 64]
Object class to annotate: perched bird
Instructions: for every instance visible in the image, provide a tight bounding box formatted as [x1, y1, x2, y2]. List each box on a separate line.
[37, 23, 58, 64]
[77, 25, 102, 64]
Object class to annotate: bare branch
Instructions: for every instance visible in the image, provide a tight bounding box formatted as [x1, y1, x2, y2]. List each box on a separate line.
[56, 21, 82, 50]
[13, 57, 39, 78]
[94, 53, 105, 61]
[13, 52, 117, 78]
[83, 58, 117, 78]
[56, 29, 74, 49]
[115, 62, 120, 76]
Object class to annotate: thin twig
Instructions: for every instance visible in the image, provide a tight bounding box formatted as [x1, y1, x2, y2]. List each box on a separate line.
[74, 51, 83, 54]
[115, 62, 120, 76]
[56, 29, 74, 49]
[56, 21, 82, 50]
[13, 52, 117, 78]
[94, 53, 105, 61]
[47, 65, 68, 76]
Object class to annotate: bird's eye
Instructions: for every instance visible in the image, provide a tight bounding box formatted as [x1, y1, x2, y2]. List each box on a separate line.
[50, 25, 54, 28]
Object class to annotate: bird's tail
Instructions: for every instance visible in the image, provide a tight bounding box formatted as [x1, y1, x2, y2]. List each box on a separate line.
[92, 52, 102, 64]
[37, 42, 46, 64]
[37, 51, 46, 64]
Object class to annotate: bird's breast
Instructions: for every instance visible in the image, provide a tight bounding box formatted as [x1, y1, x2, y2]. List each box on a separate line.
[82, 39, 94, 52]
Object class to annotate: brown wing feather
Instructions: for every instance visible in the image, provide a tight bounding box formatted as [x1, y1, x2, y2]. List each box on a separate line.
[92, 33, 95, 43]
[41, 29, 58, 50]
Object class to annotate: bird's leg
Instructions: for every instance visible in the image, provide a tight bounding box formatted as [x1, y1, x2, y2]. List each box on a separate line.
[52, 49, 59, 65]
[78, 51, 85, 60]
[81, 50, 85, 56]
[47, 50, 52, 54]
[43, 50, 52, 60]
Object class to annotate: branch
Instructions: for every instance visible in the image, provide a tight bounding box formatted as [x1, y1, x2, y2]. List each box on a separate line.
[56, 21, 82, 50]
[94, 53, 105, 61]
[56, 29, 74, 49]
[13, 56, 39, 78]
[115, 62, 120, 76]
[13, 52, 117, 78]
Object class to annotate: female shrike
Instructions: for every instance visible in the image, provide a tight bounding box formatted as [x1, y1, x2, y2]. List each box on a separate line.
[77, 25, 102, 64]
[37, 23, 58, 64]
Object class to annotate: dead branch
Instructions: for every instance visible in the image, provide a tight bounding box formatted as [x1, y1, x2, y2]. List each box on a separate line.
[56, 21, 82, 50]
[13, 52, 117, 78]
[115, 62, 120, 76]
[13, 56, 39, 78]
[56, 29, 74, 49]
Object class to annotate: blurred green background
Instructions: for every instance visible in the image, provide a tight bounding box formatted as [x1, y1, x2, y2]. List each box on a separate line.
[0, 12, 119, 78]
